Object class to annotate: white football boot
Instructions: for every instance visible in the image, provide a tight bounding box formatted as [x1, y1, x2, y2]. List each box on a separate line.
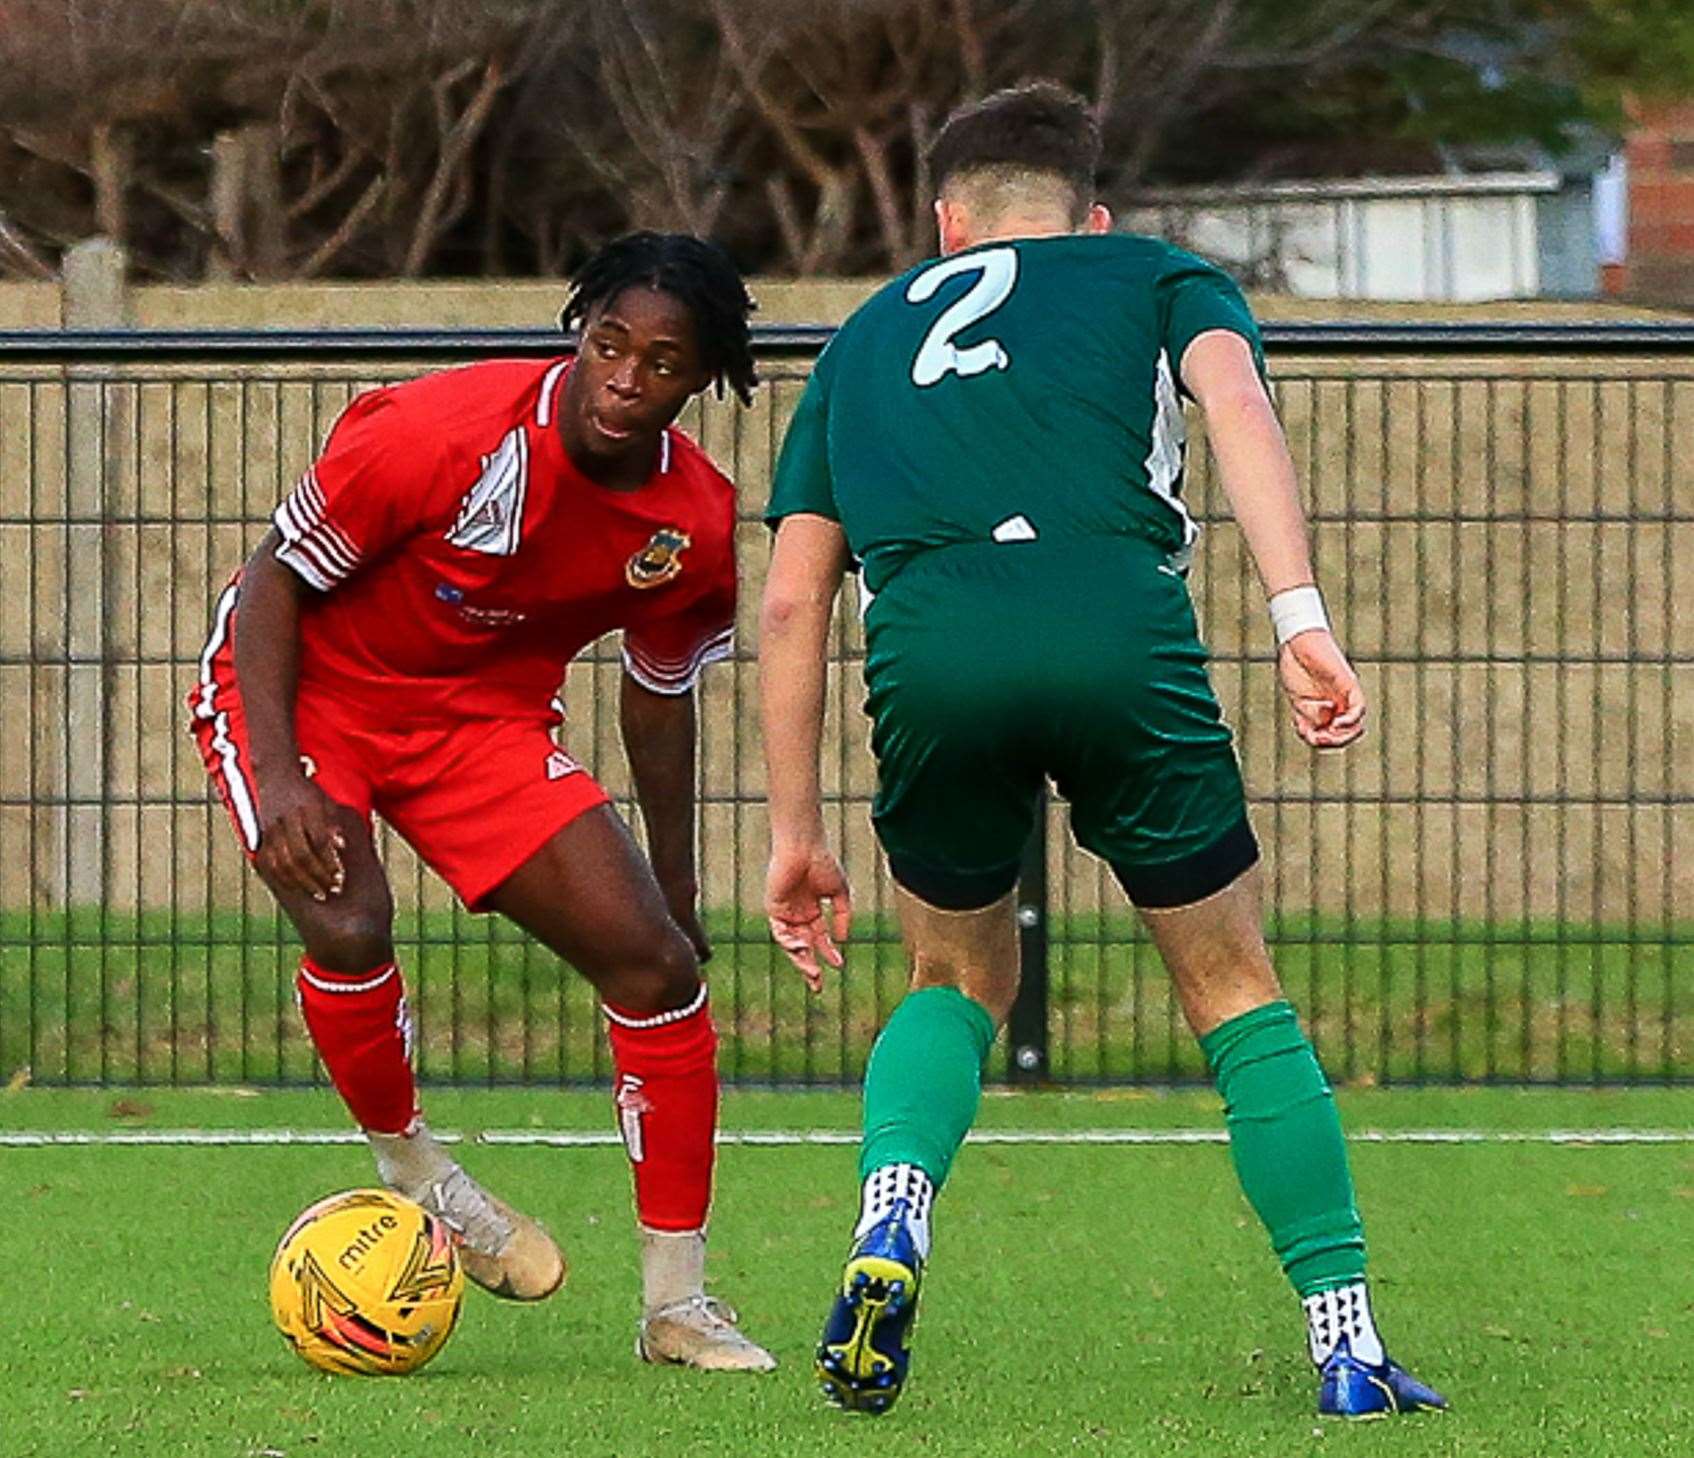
[369, 1123, 565, 1302]
[635, 1227, 775, 1372]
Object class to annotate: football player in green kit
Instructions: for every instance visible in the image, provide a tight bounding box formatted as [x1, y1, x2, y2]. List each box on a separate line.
[759, 81, 1446, 1420]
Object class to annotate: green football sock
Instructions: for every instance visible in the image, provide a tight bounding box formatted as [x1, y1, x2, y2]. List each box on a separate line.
[859, 985, 998, 1188]
[1200, 1000, 1366, 1296]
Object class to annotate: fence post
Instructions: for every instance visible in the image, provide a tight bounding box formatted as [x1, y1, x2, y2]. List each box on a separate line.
[1007, 789, 1050, 1084]
[54, 238, 128, 910]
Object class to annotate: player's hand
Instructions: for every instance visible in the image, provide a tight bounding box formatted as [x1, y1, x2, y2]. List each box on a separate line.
[255, 769, 347, 901]
[1277, 628, 1367, 749]
[765, 841, 853, 993]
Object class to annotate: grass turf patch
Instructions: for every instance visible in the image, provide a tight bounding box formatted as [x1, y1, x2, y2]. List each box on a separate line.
[0, 1088, 1689, 1457]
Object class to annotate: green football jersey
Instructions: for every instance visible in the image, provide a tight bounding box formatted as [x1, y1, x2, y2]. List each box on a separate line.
[766, 232, 1263, 592]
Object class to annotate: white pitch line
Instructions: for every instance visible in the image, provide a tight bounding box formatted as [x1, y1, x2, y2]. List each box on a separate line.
[0, 1127, 1689, 1148]
[0, 1129, 389, 1147]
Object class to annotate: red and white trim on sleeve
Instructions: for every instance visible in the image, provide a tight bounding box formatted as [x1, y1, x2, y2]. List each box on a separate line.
[191, 582, 262, 852]
[273, 468, 362, 591]
[621, 625, 735, 696]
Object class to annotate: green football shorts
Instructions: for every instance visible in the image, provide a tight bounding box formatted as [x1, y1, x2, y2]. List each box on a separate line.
[861, 536, 1257, 910]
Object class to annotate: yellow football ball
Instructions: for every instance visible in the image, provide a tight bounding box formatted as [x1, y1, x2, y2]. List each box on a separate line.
[269, 1188, 463, 1376]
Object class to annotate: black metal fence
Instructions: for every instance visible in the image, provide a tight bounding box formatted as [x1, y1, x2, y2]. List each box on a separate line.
[1, 325, 1689, 1089]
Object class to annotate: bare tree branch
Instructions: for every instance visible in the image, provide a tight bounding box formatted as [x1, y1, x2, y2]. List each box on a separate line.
[0, 209, 56, 278]
[0, 0, 1605, 279]
[855, 123, 909, 265]
[1114, 0, 1243, 183]
[296, 171, 385, 278]
[949, 0, 990, 95]
[402, 56, 504, 276]
[286, 145, 369, 222]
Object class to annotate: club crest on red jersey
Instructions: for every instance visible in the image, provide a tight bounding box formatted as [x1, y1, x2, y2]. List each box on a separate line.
[626, 527, 690, 589]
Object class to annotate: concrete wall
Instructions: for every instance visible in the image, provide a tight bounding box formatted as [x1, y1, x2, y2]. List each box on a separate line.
[3, 346, 1689, 929]
[5, 272, 1679, 333]
[0, 283, 61, 327]
[0, 276, 887, 330]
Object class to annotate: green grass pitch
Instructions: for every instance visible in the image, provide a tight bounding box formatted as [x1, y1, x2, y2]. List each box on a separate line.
[1, 1087, 1689, 1457]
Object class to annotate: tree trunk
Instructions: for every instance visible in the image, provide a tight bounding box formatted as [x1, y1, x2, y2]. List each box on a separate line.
[207, 130, 244, 279]
[89, 124, 129, 245]
[243, 125, 287, 279]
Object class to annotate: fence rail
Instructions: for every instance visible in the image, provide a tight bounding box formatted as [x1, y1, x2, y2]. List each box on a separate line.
[1, 324, 1689, 1089]
[11, 320, 1694, 357]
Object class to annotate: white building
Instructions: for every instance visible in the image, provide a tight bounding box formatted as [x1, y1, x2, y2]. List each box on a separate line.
[1120, 169, 1608, 301]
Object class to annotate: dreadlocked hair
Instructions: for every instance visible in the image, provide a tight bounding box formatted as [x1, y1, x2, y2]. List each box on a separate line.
[560, 232, 758, 406]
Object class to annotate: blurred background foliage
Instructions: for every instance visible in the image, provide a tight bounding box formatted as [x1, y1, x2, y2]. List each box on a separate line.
[0, 0, 1687, 281]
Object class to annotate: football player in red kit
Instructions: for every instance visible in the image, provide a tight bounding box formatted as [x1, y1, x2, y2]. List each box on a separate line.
[188, 233, 772, 1371]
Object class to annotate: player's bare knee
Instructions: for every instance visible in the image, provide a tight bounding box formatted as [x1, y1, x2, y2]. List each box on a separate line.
[974, 968, 1021, 1026]
[909, 951, 1019, 1026]
[897, 887, 1021, 1024]
[959, 966, 1023, 1027]
[650, 924, 703, 1008]
[605, 924, 700, 1014]
[301, 904, 394, 974]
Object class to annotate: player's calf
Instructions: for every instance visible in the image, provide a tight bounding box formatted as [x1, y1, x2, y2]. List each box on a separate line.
[601, 990, 773, 1369]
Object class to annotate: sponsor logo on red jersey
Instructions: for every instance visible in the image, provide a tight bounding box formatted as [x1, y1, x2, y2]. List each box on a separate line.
[434, 581, 528, 628]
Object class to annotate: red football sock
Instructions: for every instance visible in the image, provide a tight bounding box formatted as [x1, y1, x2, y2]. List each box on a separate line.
[295, 956, 418, 1135]
[604, 985, 719, 1232]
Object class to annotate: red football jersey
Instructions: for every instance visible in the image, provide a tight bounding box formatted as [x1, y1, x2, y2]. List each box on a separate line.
[269, 358, 737, 722]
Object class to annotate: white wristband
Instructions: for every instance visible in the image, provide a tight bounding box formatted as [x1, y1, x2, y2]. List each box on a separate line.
[1268, 585, 1329, 646]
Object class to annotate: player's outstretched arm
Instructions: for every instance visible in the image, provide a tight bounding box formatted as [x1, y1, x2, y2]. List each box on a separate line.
[1181, 329, 1366, 750]
[759, 514, 853, 990]
[232, 528, 347, 898]
[619, 675, 711, 962]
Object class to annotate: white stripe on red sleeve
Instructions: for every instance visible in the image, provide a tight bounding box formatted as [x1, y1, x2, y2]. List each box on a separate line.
[310, 521, 360, 577]
[282, 532, 347, 590]
[274, 540, 334, 592]
[271, 472, 362, 590]
[622, 625, 735, 695]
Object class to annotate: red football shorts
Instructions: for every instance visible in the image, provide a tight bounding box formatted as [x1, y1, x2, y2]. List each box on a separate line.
[188, 621, 610, 911]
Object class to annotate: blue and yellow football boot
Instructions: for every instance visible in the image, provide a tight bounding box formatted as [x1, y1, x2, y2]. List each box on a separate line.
[1318, 1338, 1448, 1418]
[815, 1206, 923, 1414]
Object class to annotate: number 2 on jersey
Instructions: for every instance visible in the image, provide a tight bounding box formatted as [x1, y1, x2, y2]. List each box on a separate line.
[906, 247, 1019, 387]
